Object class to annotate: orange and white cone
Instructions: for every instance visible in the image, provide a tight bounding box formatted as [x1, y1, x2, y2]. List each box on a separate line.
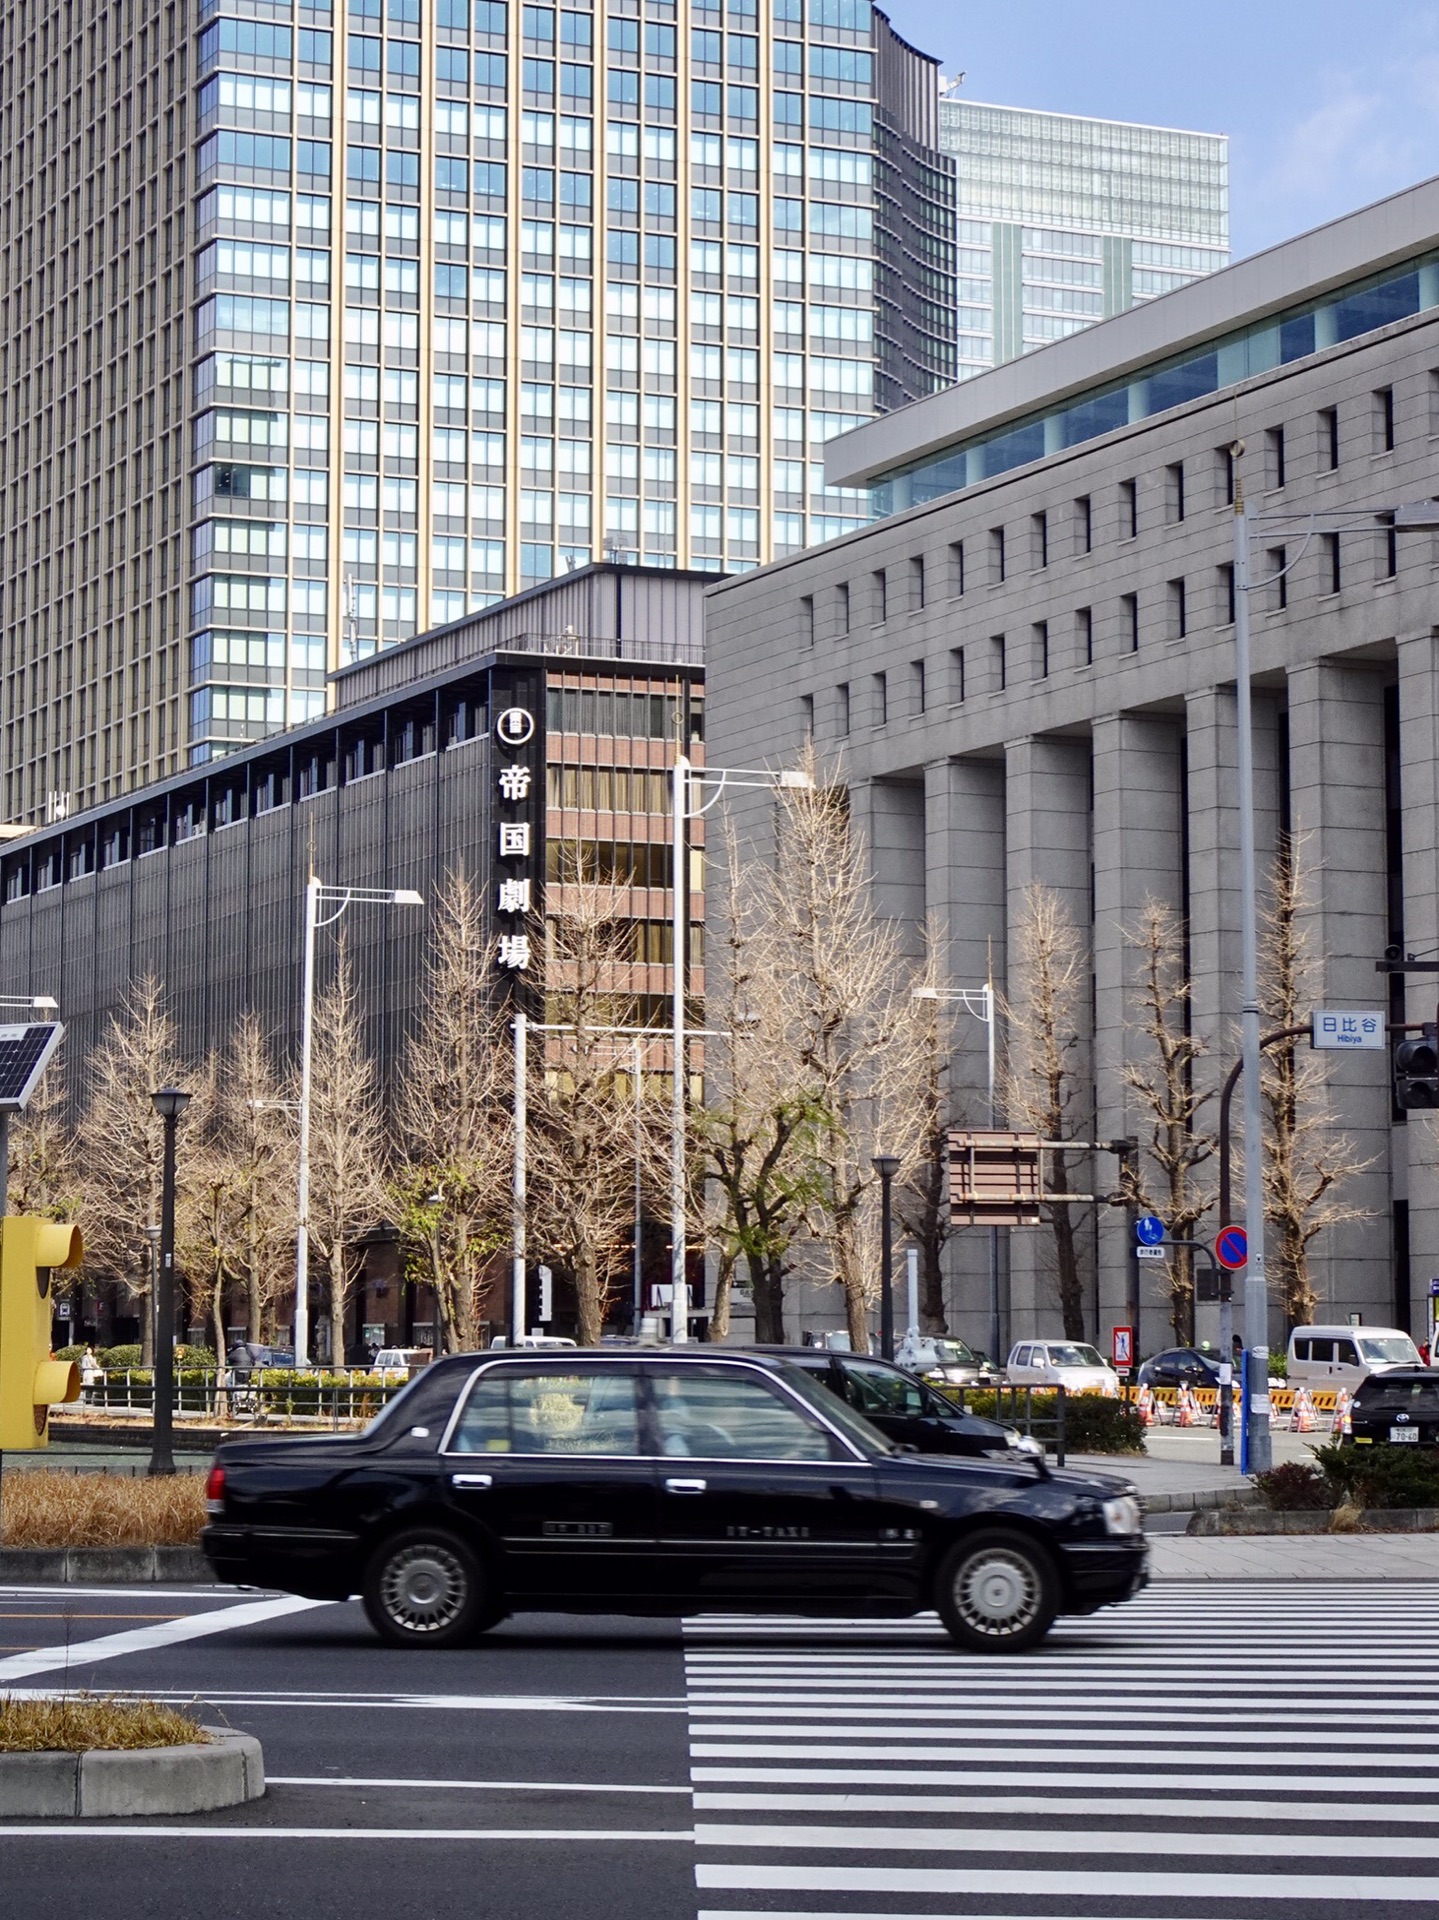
[1136, 1383, 1155, 1427]
[1332, 1389, 1352, 1438]
[1294, 1387, 1317, 1433]
[1176, 1385, 1196, 1428]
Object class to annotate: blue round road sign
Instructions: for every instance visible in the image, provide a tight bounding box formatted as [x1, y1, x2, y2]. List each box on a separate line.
[1135, 1214, 1166, 1246]
[1216, 1224, 1249, 1270]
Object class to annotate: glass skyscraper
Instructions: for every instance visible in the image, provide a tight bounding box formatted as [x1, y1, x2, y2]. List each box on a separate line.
[0, 0, 954, 812]
[937, 97, 1227, 381]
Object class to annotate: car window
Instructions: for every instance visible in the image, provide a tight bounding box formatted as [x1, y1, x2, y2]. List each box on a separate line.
[1358, 1336, 1421, 1366]
[1292, 1339, 1310, 1360]
[1307, 1338, 1334, 1363]
[450, 1367, 640, 1455]
[1047, 1344, 1102, 1368]
[649, 1369, 834, 1461]
[1012, 1346, 1031, 1367]
[1333, 1339, 1359, 1367]
[841, 1359, 925, 1418]
[931, 1340, 976, 1366]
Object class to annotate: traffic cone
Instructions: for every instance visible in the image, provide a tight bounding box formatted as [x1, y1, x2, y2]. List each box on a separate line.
[1175, 1385, 1196, 1428]
[1136, 1383, 1154, 1427]
[1294, 1387, 1317, 1433]
[1332, 1388, 1352, 1438]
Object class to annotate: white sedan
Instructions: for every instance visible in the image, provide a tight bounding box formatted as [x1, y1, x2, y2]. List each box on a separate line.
[1005, 1340, 1120, 1397]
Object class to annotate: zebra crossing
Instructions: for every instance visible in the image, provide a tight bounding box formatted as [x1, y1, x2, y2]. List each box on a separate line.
[683, 1584, 1439, 1919]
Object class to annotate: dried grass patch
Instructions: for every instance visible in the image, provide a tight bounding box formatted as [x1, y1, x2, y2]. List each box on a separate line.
[0, 1693, 207, 1752]
[0, 1471, 206, 1548]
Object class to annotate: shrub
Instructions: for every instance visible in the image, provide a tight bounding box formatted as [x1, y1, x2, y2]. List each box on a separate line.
[1265, 1350, 1289, 1381]
[0, 1694, 206, 1753]
[1256, 1461, 1334, 1510]
[99, 1345, 142, 1368]
[1314, 1440, 1439, 1510]
[54, 1344, 86, 1362]
[936, 1386, 1142, 1454]
[175, 1345, 218, 1368]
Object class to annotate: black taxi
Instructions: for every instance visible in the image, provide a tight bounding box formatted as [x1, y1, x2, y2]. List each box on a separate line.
[202, 1349, 1146, 1653]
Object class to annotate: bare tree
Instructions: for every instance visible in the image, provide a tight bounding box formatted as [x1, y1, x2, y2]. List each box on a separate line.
[393, 871, 512, 1354]
[529, 886, 655, 1346]
[307, 944, 388, 1367]
[1258, 832, 1373, 1327]
[78, 977, 193, 1361]
[1121, 898, 1216, 1343]
[894, 932, 964, 1336]
[9, 1064, 81, 1220]
[699, 837, 827, 1343]
[1000, 884, 1091, 1341]
[758, 765, 927, 1350]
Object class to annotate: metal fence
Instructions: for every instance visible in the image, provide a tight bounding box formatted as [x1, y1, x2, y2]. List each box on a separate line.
[79, 1370, 407, 1428]
[939, 1383, 1072, 1466]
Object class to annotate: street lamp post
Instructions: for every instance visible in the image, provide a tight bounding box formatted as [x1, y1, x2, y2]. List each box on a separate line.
[295, 878, 423, 1367]
[872, 1154, 900, 1359]
[670, 758, 810, 1343]
[913, 981, 1000, 1360]
[148, 1088, 191, 1478]
[1228, 478, 1439, 1473]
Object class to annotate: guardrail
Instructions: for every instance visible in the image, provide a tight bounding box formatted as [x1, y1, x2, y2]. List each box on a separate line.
[941, 1384, 1072, 1466]
[76, 1370, 407, 1428]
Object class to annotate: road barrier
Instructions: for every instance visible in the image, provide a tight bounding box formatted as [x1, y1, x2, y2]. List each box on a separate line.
[72, 1369, 406, 1428]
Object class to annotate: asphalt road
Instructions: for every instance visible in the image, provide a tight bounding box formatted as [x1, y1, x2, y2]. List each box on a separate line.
[4, 1579, 1439, 1919]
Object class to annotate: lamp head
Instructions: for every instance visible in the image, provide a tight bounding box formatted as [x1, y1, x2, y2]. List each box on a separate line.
[872, 1153, 901, 1180]
[150, 1087, 192, 1121]
[30, 995, 58, 1012]
[777, 770, 812, 789]
[390, 889, 424, 906]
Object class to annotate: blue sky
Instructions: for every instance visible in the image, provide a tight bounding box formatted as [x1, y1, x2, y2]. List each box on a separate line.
[885, 0, 1439, 259]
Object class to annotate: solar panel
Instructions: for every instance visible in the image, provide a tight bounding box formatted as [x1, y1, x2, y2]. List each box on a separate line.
[0, 1023, 63, 1110]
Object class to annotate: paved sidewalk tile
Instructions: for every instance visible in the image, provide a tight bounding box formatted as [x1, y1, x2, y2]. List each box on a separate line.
[1150, 1531, 1439, 1579]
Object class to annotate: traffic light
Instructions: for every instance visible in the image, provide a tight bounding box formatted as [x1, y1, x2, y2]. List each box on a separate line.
[0, 1215, 83, 1448]
[1394, 1028, 1439, 1110]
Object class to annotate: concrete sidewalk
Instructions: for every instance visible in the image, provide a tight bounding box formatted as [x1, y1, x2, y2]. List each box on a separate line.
[1149, 1532, 1439, 1579]
[1064, 1424, 1327, 1509]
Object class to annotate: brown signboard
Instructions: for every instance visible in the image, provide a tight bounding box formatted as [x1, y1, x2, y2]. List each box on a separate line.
[947, 1129, 1045, 1227]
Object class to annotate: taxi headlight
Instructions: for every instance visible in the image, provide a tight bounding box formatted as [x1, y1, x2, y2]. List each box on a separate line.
[1102, 1494, 1142, 1537]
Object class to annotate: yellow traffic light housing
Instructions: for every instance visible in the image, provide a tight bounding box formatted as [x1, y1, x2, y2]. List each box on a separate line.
[0, 1215, 83, 1448]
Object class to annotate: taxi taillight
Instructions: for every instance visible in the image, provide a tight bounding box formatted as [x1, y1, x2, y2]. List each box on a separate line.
[205, 1463, 226, 1514]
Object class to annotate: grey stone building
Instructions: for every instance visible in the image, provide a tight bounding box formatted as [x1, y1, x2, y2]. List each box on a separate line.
[704, 174, 1439, 1357]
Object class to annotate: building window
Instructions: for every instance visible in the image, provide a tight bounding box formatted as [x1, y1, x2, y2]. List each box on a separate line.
[801, 594, 814, 647]
[1323, 532, 1341, 594]
[1266, 426, 1286, 490]
[1120, 479, 1137, 539]
[1376, 385, 1396, 453]
[1320, 407, 1339, 470]
[1032, 510, 1048, 568]
[1075, 496, 1092, 554]
[950, 647, 966, 703]
[1035, 620, 1049, 677]
[1168, 578, 1187, 639]
[1217, 445, 1235, 505]
[990, 526, 1006, 582]
[1219, 562, 1235, 625]
[837, 582, 849, 633]
[1385, 525, 1399, 578]
[1166, 463, 1185, 523]
[1077, 606, 1093, 665]
[872, 569, 887, 624]
[910, 554, 925, 609]
[1123, 593, 1139, 651]
[948, 540, 965, 595]
[836, 682, 850, 735]
[873, 671, 887, 725]
[800, 693, 814, 738]
[1267, 546, 1288, 610]
[991, 633, 1006, 690]
[911, 659, 926, 713]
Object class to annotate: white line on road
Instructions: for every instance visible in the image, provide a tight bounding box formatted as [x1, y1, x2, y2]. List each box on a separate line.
[270, 1776, 691, 1794]
[687, 1722, 1425, 1748]
[122, 1693, 687, 1715]
[692, 1789, 1439, 1822]
[695, 1865, 1439, 1902]
[0, 1826, 696, 1842]
[690, 1765, 1439, 1792]
[0, 1593, 328, 1683]
[693, 1821, 1439, 1861]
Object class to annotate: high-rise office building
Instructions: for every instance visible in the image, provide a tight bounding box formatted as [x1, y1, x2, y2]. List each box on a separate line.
[937, 97, 1227, 380]
[0, 0, 954, 819]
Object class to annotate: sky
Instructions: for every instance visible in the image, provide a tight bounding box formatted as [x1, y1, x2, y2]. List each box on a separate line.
[884, 0, 1439, 260]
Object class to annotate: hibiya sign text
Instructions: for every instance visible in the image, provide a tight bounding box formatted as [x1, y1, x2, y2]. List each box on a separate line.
[494, 701, 538, 972]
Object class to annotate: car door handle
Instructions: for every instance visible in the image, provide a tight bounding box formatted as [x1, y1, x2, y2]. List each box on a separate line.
[664, 1477, 707, 1494]
[451, 1473, 493, 1489]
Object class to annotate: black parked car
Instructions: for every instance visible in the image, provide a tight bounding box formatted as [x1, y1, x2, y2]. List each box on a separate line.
[1136, 1347, 1224, 1390]
[203, 1350, 1146, 1654]
[1349, 1368, 1439, 1447]
[754, 1346, 1038, 1459]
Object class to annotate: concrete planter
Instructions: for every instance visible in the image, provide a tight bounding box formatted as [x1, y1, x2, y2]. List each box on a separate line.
[0, 1727, 263, 1817]
[1188, 1505, 1439, 1535]
[0, 1547, 213, 1583]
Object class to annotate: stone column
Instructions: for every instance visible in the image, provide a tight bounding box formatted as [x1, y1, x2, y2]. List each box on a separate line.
[1092, 713, 1185, 1353]
[849, 775, 926, 956]
[1003, 735, 1092, 1341]
[1396, 633, 1439, 1327]
[1286, 661, 1392, 1326]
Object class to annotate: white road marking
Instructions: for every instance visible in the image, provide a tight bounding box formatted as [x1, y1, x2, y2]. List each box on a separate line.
[695, 1864, 1439, 1901]
[693, 1820, 1439, 1861]
[689, 1740, 1430, 1765]
[0, 1587, 255, 1602]
[0, 1826, 696, 1842]
[123, 1692, 686, 1715]
[0, 1593, 328, 1682]
[690, 1764, 1438, 1792]
[693, 1788, 1439, 1820]
[271, 1776, 690, 1794]
[686, 1721, 1425, 1748]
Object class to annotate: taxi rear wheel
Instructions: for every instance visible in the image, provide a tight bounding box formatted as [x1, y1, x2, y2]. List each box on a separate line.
[935, 1528, 1058, 1653]
[363, 1528, 498, 1648]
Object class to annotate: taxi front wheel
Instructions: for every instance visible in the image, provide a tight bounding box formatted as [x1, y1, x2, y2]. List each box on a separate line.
[935, 1529, 1058, 1653]
[363, 1528, 501, 1648]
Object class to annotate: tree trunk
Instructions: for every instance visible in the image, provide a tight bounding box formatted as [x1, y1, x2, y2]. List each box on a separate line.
[707, 1251, 734, 1343]
[750, 1253, 786, 1345]
[247, 1218, 264, 1343]
[920, 1240, 947, 1335]
[140, 1282, 155, 1366]
[576, 1249, 603, 1347]
[329, 1242, 347, 1371]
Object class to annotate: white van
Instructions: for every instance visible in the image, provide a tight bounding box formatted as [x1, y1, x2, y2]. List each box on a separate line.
[1287, 1324, 1422, 1390]
[1005, 1341, 1119, 1397]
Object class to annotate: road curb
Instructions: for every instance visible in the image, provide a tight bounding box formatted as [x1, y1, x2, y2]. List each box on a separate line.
[0, 1728, 263, 1816]
[1139, 1485, 1261, 1514]
[0, 1546, 214, 1583]
[1189, 1504, 1439, 1535]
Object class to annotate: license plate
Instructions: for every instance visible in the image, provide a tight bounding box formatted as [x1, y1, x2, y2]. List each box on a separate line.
[1390, 1426, 1420, 1444]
